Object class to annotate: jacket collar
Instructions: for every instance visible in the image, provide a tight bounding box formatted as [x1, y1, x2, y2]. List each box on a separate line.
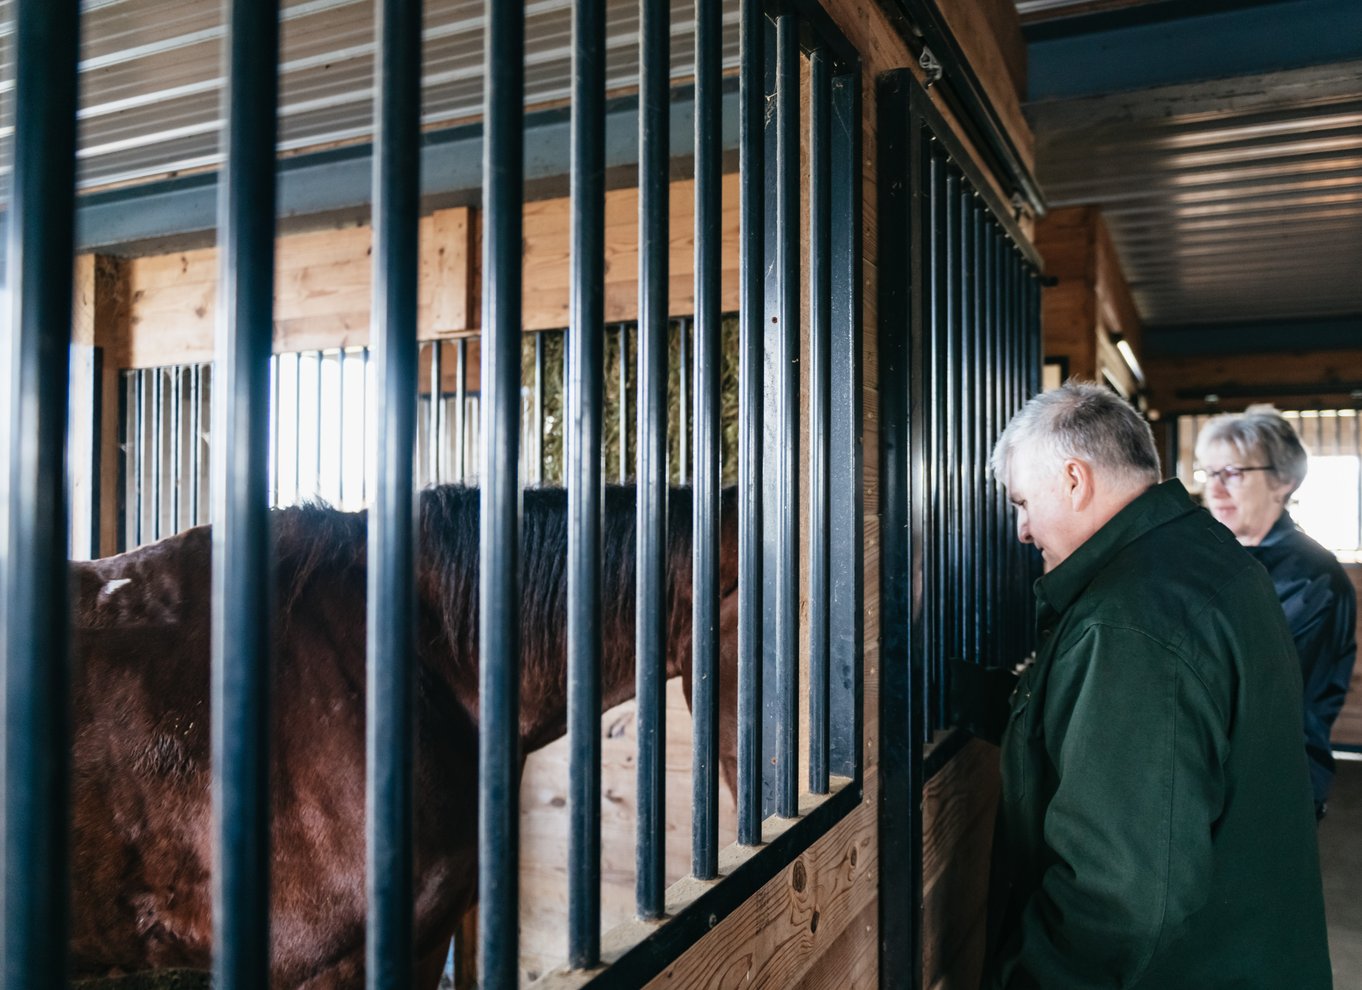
[1035, 479, 1201, 618]
[1256, 508, 1296, 548]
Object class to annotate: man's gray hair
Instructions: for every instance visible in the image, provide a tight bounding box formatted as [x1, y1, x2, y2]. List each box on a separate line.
[1194, 404, 1309, 494]
[990, 380, 1160, 488]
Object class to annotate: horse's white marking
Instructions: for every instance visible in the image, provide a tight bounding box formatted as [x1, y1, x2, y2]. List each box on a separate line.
[99, 578, 132, 599]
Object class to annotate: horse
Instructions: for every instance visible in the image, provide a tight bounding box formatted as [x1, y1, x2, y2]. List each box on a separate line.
[69, 484, 740, 988]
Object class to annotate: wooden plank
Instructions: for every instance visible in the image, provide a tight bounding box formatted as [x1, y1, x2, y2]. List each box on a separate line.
[638, 783, 877, 990]
[518, 678, 738, 984]
[428, 206, 476, 333]
[797, 899, 878, 989]
[921, 739, 1000, 990]
[935, 0, 1035, 181]
[1332, 564, 1362, 747]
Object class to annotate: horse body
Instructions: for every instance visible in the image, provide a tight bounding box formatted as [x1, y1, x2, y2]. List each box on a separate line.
[70, 486, 736, 988]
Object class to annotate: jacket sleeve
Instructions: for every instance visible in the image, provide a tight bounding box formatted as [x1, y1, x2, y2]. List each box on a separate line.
[997, 623, 1230, 988]
[1310, 572, 1357, 736]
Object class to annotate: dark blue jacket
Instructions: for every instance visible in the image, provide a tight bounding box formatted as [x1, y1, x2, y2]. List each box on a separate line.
[1246, 509, 1357, 808]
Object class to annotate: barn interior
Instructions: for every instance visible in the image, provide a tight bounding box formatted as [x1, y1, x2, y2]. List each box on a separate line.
[2, 0, 1361, 987]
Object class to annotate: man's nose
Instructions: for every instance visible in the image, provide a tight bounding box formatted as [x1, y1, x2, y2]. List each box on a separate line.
[1017, 516, 1031, 544]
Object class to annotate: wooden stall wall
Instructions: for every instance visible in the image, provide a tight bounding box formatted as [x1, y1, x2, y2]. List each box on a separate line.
[86, 0, 1037, 981]
[1035, 205, 1144, 398]
[1144, 347, 1362, 420]
[1332, 565, 1362, 748]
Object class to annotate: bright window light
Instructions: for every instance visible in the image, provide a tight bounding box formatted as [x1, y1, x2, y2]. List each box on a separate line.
[1292, 455, 1361, 553]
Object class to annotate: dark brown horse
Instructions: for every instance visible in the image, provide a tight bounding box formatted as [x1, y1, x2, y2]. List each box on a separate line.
[70, 485, 739, 988]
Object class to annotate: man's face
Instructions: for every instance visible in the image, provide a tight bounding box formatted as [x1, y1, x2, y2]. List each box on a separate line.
[1005, 447, 1086, 573]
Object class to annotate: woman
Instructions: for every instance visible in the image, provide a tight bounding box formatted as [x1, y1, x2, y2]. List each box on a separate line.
[1196, 406, 1357, 820]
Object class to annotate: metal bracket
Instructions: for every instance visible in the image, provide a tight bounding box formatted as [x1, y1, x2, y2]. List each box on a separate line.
[919, 46, 943, 87]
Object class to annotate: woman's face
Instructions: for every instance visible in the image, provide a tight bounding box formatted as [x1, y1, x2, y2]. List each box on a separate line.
[1197, 439, 1295, 546]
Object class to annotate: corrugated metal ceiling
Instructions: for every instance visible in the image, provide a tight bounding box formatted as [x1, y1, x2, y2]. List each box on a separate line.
[1021, 0, 1362, 328]
[0, 0, 738, 192]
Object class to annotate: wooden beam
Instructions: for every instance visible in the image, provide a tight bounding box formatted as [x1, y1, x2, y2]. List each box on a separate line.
[1145, 348, 1362, 417]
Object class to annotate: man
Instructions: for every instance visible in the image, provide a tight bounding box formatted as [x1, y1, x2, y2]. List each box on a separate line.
[984, 381, 1330, 988]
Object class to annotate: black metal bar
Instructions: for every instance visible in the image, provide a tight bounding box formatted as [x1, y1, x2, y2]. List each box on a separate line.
[118, 372, 131, 553]
[808, 46, 832, 797]
[875, 70, 925, 989]
[736, 0, 766, 847]
[828, 65, 863, 783]
[3, 0, 80, 979]
[969, 192, 980, 667]
[774, 10, 800, 819]
[567, 0, 605, 964]
[944, 166, 961, 712]
[479, 0, 524, 982]
[361, 348, 370, 503]
[692, 0, 723, 881]
[927, 145, 946, 738]
[986, 222, 1001, 667]
[455, 339, 467, 482]
[959, 189, 976, 666]
[619, 324, 630, 483]
[367, 0, 421, 983]
[212, 0, 279, 982]
[636, 0, 670, 919]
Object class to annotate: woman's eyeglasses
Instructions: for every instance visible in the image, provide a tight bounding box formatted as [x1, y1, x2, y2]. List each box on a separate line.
[1202, 465, 1275, 489]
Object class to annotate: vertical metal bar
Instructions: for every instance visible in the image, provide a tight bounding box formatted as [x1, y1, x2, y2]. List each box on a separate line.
[534, 331, 544, 484]
[678, 318, 689, 487]
[211, 0, 279, 982]
[692, 0, 722, 879]
[455, 339, 467, 482]
[636, 0, 669, 920]
[3, 0, 80, 979]
[367, 0, 421, 983]
[430, 339, 443, 485]
[362, 348, 371, 503]
[960, 191, 976, 665]
[982, 221, 997, 665]
[171, 367, 183, 532]
[315, 350, 324, 496]
[808, 46, 832, 797]
[191, 365, 202, 525]
[135, 371, 146, 546]
[619, 324, 629, 483]
[944, 168, 960, 717]
[337, 347, 346, 505]
[294, 352, 303, 503]
[152, 368, 163, 540]
[270, 356, 280, 507]
[736, 0, 766, 846]
[774, 10, 800, 817]
[926, 146, 945, 738]
[567, 0, 605, 964]
[122, 373, 135, 550]
[479, 0, 524, 980]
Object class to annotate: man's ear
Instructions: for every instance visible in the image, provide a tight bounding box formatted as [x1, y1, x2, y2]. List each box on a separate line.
[1063, 458, 1095, 511]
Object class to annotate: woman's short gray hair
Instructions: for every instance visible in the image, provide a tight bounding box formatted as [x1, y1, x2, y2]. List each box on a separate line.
[990, 380, 1160, 488]
[1193, 405, 1309, 494]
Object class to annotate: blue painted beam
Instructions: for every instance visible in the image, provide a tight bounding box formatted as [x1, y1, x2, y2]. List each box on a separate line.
[1145, 314, 1362, 356]
[1028, 0, 1362, 101]
[76, 83, 739, 254]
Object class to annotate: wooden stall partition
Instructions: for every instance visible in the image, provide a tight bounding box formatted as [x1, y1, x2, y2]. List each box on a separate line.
[1035, 206, 1144, 397]
[1333, 564, 1362, 747]
[72, 253, 131, 558]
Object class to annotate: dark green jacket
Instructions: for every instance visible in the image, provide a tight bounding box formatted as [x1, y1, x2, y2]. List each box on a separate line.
[988, 480, 1331, 989]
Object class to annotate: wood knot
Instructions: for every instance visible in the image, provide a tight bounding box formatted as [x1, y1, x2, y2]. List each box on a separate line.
[791, 859, 807, 893]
